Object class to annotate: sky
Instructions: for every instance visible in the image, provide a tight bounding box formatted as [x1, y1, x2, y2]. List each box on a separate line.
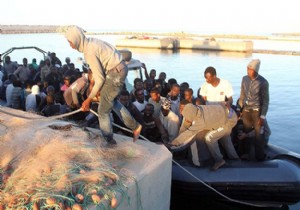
[1, 0, 300, 34]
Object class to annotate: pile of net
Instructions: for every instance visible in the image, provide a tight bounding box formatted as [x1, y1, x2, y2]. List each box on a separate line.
[0, 114, 147, 210]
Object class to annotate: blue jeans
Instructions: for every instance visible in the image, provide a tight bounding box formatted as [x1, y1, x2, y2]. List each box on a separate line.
[241, 109, 265, 160]
[204, 112, 239, 162]
[97, 62, 140, 141]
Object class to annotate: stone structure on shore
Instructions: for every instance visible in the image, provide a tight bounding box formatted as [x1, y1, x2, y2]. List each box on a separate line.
[0, 25, 59, 34]
[1, 25, 300, 55]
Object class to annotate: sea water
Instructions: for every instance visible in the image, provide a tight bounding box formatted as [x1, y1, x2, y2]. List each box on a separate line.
[1, 33, 300, 210]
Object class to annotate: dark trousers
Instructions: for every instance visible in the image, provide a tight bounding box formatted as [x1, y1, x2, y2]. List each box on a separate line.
[240, 109, 265, 160]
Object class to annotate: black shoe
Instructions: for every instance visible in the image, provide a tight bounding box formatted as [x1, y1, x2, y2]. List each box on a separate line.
[256, 154, 266, 162]
[106, 138, 117, 146]
[210, 159, 226, 171]
[240, 154, 250, 161]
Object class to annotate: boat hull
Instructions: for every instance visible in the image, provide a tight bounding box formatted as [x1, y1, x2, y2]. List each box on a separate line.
[171, 150, 300, 206]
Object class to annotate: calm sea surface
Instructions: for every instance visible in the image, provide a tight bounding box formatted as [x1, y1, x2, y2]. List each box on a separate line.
[1, 33, 300, 210]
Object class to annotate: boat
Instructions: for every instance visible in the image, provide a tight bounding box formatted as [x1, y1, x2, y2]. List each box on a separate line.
[115, 36, 253, 52]
[1, 46, 47, 59]
[178, 37, 253, 52]
[115, 36, 178, 50]
[114, 52, 299, 207]
[2, 46, 300, 209]
[170, 141, 300, 208]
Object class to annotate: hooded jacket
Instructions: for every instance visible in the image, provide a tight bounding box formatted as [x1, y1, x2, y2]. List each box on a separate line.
[65, 26, 122, 99]
[182, 103, 229, 130]
[172, 104, 237, 146]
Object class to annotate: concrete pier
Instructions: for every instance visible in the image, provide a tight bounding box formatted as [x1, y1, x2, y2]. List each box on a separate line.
[116, 37, 253, 52]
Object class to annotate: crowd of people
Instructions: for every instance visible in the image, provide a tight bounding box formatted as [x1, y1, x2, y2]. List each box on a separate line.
[0, 26, 271, 171]
[0, 54, 83, 116]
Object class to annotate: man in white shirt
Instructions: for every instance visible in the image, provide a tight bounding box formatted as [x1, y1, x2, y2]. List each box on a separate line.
[133, 89, 147, 113]
[159, 99, 180, 142]
[200, 66, 233, 107]
[166, 83, 181, 117]
[25, 85, 40, 112]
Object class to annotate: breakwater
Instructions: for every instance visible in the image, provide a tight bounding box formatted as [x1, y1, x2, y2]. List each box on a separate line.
[1, 25, 300, 55]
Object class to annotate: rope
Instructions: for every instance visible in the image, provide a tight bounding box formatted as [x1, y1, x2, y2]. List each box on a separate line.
[0, 105, 281, 208]
[89, 109, 279, 208]
[172, 160, 281, 208]
[0, 105, 82, 120]
[89, 109, 149, 141]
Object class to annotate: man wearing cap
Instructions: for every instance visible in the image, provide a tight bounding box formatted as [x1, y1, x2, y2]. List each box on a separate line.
[238, 59, 269, 161]
[65, 25, 142, 145]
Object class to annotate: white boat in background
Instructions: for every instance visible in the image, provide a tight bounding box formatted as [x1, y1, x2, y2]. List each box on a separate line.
[115, 36, 253, 52]
[178, 37, 253, 52]
[116, 36, 178, 50]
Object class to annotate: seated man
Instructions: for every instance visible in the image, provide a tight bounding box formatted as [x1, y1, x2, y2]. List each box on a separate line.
[238, 119, 271, 143]
[63, 70, 90, 110]
[159, 99, 180, 143]
[183, 88, 195, 104]
[132, 89, 147, 113]
[112, 90, 143, 136]
[166, 83, 181, 117]
[129, 78, 144, 102]
[25, 85, 41, 112]
[171, 103, 239, 171]
[148, 87, 165, 118]
[40, 95, 63, 117]
[236, 118, 271, 160]
[142, 103, 168, 143]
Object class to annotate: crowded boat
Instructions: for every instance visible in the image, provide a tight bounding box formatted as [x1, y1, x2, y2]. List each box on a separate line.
[1, 47, 300, 209]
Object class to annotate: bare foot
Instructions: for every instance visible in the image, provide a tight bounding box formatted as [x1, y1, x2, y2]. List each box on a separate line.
[133, 124, 142, 142]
